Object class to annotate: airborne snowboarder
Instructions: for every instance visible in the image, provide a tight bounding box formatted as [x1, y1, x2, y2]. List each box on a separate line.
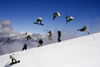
[77, 25, 90, 34]
[48, 31, 52, 40]
[33, 17, 44, 26]
[58, 31, 61, 42]
[25, 32, 31, 40]
[66, 14, 74, 24]
[53, 12, 61, 20]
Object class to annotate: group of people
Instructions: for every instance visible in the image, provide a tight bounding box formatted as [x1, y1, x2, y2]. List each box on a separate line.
[9, 12, 90, 64]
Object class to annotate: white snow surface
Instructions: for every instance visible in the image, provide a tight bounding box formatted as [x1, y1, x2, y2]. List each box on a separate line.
[0, 32, 100, 67]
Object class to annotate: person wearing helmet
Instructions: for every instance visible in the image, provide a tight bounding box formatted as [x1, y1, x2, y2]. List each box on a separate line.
[25, 32, 31, 40]
[53, 12, 61, 20]
[58, 31, 61, 42]
[36, 17, 42, 24]
[48, 31, 53, 40]
[38, 39, 43, 47]
[66, 14, 74, 23]
[77, 25, 90, 34]
[10, 55, 18, 63]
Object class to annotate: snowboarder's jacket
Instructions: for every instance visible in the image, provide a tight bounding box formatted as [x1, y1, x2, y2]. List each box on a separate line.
[58, 31, 61, 37]
[24, 44, 27, 49]
[39, 39, 43, 44]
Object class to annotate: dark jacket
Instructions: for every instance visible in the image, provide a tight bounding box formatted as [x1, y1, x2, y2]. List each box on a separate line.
[39, 40, 43, 44]
[58, 31, 61, 37]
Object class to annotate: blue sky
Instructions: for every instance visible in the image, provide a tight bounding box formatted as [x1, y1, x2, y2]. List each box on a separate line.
[0, 0, 100, 34]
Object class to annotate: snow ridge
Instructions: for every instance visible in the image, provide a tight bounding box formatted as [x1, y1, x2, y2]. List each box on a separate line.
[0, 32, 100, 67]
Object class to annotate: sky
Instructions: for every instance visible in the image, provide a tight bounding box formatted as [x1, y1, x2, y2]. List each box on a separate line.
[0, 0, 100, 34]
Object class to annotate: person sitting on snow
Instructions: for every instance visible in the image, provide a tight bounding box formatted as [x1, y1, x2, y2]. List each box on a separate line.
[25, 32, 31, 40]
[77, 25, 90, 34]
[48, 31, 53, 40]
[53, 12, 61, 20]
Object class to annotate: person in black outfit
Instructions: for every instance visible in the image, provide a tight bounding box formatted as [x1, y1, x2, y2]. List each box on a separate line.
[58, 31, 61, 42]
[38, 39, 43, 47]
[22, 44, 27, 51]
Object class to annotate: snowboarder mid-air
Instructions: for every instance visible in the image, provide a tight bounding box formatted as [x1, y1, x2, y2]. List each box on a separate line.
[25, 32, 31, 40]
[10, 55, 18, 63]
[38, 39, 43, 47]
[22, 44, 27, 51]
[48, 31, 53, 40]
[77, 25, 90, 34]
[58, 31, 61, 42]
[53, 12, 61, 20]
[66, 14, 74, 24]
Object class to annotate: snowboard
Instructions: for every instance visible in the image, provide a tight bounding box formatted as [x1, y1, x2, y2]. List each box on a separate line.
[10, 60, 20, 65]
[33, 22, 44, 26]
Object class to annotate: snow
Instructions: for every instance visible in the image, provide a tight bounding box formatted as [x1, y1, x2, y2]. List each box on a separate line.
[0, 32, 100, 67]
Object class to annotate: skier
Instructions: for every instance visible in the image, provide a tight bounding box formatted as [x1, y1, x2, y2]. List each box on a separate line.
[25, 32, 31, 40]
[77, 25, 90, 34]
[48, 31, 52, 40]
[38, 39, 43, 47]
[66, 14, 74, 23]
[53, 12, 61, 20]
[22, 44, 27, 51]
[58, 31, 61, 42]
[10, 54, 18, 63]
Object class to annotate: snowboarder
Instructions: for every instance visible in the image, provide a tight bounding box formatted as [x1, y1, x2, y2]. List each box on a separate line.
[53, 12, 61, 20]
[25, 32, 31, 40]
[58, 31, 61, 42]
[22, 44, 27, 51]
[66, 14, 74, 24]
[38, 39, 43, 47]
[10, 54, 18, 64]
[77, 25, 90, 34]
[48, 31, 52, 40]
[33, 17, 44, 26]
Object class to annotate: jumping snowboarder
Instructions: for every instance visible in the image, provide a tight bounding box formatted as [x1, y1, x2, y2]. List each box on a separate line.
[38, 39, 43, 47]
[48, 31, 52, 40]
[66, 14, 74, 24]
[33, 17, 44, 26]
[22, 44, 27, 51]
[25, 32, 31, 40]
[9, 54, 20, 65]
[53, 12, 61, 20]
[58, 31, 61, 42]
[77, 25, 90, 34]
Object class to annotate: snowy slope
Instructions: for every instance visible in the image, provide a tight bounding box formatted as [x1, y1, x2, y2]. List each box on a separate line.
[0, 32, 100, 67]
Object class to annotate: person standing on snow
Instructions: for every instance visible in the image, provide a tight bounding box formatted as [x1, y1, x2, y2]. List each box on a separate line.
[22, 44, 27, 51]
[25, 32, 31, 40]
[53, 12, 61, 20]
[66, 14, 74, 23]
[77, 25, 90, 34]
[58, 31, 61, 42]
[10, 54, 18, 63]
[38, 39, 43, 47]
[48, 31, 53, 40]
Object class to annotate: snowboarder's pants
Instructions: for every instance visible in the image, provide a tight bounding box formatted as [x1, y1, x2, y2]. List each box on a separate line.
[58, 37, 61, 42]
[38, 44, 42, 47]
[11, 58, 17, 63]
[25, 36, 31, 40]
[67, 19, 73, 22]
[36, 19, 42, 24]
[22, 47, 27, 51]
